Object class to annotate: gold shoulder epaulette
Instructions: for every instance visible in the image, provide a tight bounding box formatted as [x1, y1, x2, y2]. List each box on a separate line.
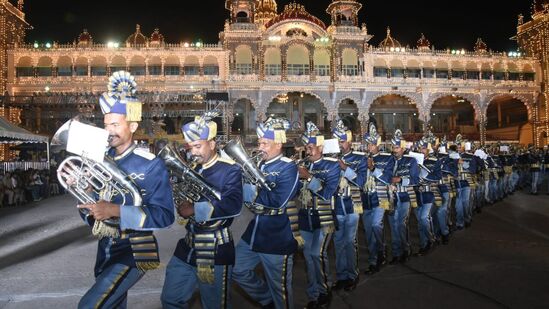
[133, 148, 155, 160]
[217, 157, 236, 165]
[281, 157, 293, 163]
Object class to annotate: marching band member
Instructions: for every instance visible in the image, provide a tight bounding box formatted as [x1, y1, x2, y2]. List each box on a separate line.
[232, 118, 300, 309]
[455, 135, 477, 230]
[362, 123, 394, 273]
[435, 137, 455, 244]
[528, 146, 542, 195]
[76, 71, 175, 308]
[161, 112, 243, 309]
[389, 130, 419, 260]
[331, 120, 367, 291]
[298, 122, 340, 309]
[416, 134, 441, 253]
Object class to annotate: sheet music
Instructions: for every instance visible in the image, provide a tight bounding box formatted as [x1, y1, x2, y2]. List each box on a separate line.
[322, 138, 340, 154]
[66, 121, 109, 163]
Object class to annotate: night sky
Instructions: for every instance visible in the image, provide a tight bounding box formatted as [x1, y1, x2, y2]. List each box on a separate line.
[22, 0, 533, 52]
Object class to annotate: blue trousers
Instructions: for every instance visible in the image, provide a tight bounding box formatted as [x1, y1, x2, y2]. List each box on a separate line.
[78, 263, 144, 309]
[334, 214, 359, 281]
[161, 256, 232, 309]
[387, 201, 410, 258]
[455, 186, 471, 228]
[532, 171, 540, 194]
[489, 179, 498, 202]
[232, 240, 294, 309]
[414, 203, 434, 249]
[301, 228, 332, 301]
[362, 206, 385, 266]
[432, 192, 450, 238]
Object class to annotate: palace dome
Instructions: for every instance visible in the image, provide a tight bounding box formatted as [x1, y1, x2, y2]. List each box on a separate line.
[379, 27, 401, 49]
[77, 29, 92, 46]
[126, 24, 148, 46]
[416, 33, 430, 51]
[265, 3, 326, 30]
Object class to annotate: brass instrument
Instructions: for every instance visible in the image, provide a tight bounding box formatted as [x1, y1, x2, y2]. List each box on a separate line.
[158, 144, 221, 204]
[54, 118, 143, 227]
[224, 140, 272, 191]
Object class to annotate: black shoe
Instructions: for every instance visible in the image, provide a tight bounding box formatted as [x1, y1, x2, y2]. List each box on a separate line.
[389, 257, 400, 265]
[364, 264, 379, 275]
[399, 250, 411, 263]
[331, 279, 350, 291]
[344, 277, 359, 291]
[317, 291, 332, 307]
[377, 253, 386, 268]
[417, 243, 432, 256]
[305, 300, 319, 309]
[441, 234, 449, 245]
[465, 222, 471, 228]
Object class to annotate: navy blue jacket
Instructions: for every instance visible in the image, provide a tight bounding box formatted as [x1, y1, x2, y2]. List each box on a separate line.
[241, 155, 299, 255]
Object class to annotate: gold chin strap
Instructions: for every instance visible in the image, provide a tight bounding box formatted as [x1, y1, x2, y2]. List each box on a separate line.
[92, 220, 120, 239]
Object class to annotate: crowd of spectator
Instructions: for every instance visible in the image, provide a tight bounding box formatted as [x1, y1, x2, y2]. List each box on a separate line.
[0, 168, 61, 207]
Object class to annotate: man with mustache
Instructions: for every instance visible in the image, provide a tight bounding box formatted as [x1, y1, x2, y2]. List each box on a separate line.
[232, 117, 300, 309]
[161, 112, 243, 309]
[76, 71, 175, 308]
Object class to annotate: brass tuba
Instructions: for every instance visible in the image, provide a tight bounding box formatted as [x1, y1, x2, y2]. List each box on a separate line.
[53, 117, 142, 227]
[158, 144, 221, 204]
[224, 139, 272, 191]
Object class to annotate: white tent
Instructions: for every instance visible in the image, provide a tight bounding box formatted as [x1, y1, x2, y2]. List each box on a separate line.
[0, 116, 50, 171]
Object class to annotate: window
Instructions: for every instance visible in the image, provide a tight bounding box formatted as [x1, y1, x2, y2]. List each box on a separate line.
[287, 64, 309, 76]
[184, 66, 200, 76]
[16, 67, 33, 77]
[236, 63, 253, 75]
[204, 66, 219, 76]
[75, 66, 88, 76]
[91, 67, 106, 76]
[481, 71, 492, 80]
[452, 70, 465, 79]
[164, 66, 180, 75]
[391, 68, 404, 78]
[58, 66, 72, 76]
[373, 67, 388, 77]
[315, 65, 330, 76]
[341, 65, 358, 76]
[423, 68, 435, 78]
[523, 72, 535, 81]
[265, 64, 281, 76]
[493, 71, 505, 80]
[130, 66, 146, 76]
[466, 71, 479, 80]
[149, 65, 162, 75]
[436, 69, 448, 79]
[508, 72, 520, 81]
[37, 67, 52, 76]
[407, 68, 421, 78]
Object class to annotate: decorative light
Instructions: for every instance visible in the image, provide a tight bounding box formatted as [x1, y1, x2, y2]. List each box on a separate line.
[413, 113, 417, 116]
[195, 42, 202, 48]
[33, 42, 39, 48]
[45, 42, 51, 48]
[184, 42, 190, 47]
[44, 86, 50, 92]
[393, 113, 396, 116]
[268, 36, 281, 42]
[107, 41, 119, 48]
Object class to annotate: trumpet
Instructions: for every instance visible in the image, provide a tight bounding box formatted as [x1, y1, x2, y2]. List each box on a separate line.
[224, 140, 272, 191]
[158, 144, 221, 204]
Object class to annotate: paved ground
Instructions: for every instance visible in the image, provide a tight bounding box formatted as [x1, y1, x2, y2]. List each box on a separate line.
[1, 187, 549, 309]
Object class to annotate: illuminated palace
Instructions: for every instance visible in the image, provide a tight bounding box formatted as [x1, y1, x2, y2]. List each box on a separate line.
[1, 0, 549, 156]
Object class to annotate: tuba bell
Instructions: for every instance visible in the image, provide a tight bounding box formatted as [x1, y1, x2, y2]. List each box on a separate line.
[224, 140, 272, 191]
[158, 144, 221, 204]
[53, 117, 143, 227]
